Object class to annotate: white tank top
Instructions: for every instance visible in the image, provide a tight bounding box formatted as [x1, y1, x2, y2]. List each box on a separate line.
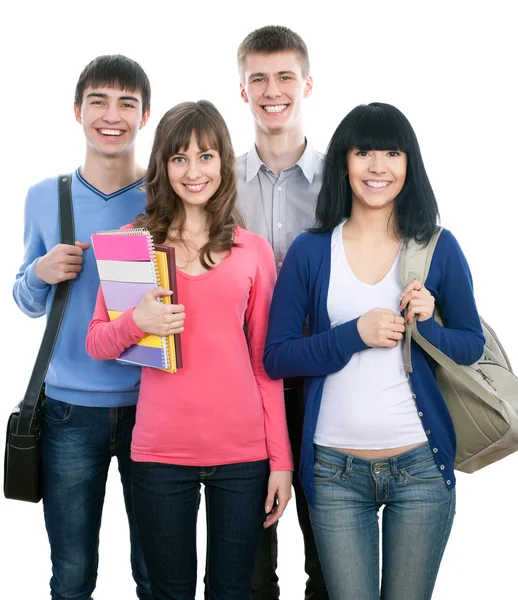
[314, 223, 427, 449]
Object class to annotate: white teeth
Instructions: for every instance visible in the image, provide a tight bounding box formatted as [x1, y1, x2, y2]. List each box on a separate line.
[99, 129, 123, 136]
[184, 183, 207, 191]
[263, 105, 288, 113]
[365, 181, 390, 188]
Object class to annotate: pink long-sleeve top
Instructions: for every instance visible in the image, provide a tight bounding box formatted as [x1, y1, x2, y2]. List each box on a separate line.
[86, 226, 293, 471]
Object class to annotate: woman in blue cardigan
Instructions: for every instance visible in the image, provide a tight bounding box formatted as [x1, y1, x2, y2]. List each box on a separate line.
[263, 102, 484, 600]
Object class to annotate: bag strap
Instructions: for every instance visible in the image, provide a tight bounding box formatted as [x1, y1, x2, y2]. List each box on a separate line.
[400, 227, 443, 373]
[14, 174, 75, 437]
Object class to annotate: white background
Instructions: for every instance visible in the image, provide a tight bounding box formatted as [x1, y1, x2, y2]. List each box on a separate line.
[1, 1, 517, 598]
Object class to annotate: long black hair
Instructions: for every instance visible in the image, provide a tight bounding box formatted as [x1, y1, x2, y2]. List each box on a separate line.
[312, 102, 439, 243]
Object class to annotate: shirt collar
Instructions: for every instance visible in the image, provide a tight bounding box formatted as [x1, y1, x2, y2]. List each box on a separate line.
[244, 139, 317, 184]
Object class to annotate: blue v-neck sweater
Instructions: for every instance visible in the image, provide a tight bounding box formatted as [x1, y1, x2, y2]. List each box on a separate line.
[263, 228, 485, 506]
[13, 169, 146, 407]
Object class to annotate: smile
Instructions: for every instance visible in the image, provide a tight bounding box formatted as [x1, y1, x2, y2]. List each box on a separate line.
[97, 128, 124, 137]
[262, 104, 288, 114]
[364, 180, 391, 189]
[183, 182, 209, 193]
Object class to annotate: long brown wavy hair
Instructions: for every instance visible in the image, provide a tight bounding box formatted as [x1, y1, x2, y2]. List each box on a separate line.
[135, 100, 243, 269]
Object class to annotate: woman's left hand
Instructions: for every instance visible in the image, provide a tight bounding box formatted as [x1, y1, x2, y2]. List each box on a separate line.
[264, 470, 293, 529]
[400, 280, 435, 324]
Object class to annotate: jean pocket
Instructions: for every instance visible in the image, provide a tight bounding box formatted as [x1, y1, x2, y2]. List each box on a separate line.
[314, 458, 342, 483]
[401, 458, 445, 484]
[43, 396, 74, 424]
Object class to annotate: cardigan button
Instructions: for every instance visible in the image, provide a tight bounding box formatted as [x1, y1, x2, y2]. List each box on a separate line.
[418, 411, 424, 417]
[440, 465, 445, 470]
[432, 447, 438, 453]
[425, 430, 431, 435]
[447, 480, 451, 485]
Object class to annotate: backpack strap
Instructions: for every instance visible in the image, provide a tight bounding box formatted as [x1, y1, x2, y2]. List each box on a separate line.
[400, 227, 443, 373]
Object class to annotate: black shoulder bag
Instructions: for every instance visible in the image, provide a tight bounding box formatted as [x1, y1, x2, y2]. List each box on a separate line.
[4, 174, 74, 502]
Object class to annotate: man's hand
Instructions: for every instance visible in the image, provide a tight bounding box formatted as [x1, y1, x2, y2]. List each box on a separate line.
[35, 241, 91, 284]
[264, 470, 293, 529]
[132, 287, 185, 336]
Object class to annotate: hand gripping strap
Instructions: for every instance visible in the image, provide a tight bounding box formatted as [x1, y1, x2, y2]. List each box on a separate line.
[14, 174, 74, 436]
[400, 227, 443, 373]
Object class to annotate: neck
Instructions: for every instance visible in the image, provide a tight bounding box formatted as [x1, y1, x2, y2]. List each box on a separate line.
[81, 149, 144, 195]
[344, 203, 399, 243]
[177, 204, 211, 238]
[254, 126, 306, 175]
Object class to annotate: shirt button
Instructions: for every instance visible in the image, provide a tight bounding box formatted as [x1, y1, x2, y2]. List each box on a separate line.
[276, 222, 283, 228]
[425, 430, 431, 435]
[440, 465, 445, 470]
[277, 186, 282, 191]
[432, 447, 438, 453]
[418, 411, 423, 417]
[277, 261, 283, 268]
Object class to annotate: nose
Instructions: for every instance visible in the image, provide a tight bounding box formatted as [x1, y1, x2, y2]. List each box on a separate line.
[103, 102, 122, 124]
[368, 153, 387, 174]
[264, 79, 281, 99]
[186, 161, 201, 180]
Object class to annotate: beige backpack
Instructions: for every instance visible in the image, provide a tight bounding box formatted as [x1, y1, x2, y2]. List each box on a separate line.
[400, 227, 518, 472]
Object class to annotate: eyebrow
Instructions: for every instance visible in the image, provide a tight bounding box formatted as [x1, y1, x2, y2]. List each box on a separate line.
[86, 92, 140, 103]
[174, 147, 215, 155]
[248, 70, 297, 79]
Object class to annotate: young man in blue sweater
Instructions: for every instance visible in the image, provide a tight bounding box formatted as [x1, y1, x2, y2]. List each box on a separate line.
[12, 54, 152, 600]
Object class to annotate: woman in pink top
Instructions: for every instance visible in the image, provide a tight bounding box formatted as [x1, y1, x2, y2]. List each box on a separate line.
[86, 100, 293, 600]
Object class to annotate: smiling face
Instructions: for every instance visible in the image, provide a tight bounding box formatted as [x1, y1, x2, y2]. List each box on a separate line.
[240, 51, 312, 135]
[74, 86, 149, 158]
[347, 149, 408, 211]
[167, 133, 222, 209]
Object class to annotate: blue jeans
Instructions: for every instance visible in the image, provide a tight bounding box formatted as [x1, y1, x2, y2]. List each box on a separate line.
[132, 459, 270, 600]
[310, 443, 456, 600]
[41, 396, 151, 600]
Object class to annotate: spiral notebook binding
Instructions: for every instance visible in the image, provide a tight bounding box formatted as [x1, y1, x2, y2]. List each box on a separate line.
[95, 227, 171, 371]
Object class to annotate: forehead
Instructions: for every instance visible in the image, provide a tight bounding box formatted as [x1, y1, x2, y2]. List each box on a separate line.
[81, 85, 142, 104]
[243, 51, 304, 76]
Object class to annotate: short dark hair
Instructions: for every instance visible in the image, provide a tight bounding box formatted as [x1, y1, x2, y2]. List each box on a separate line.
[313, 102, 439, 243]
[74, 54, 151, 114]
[237, 25, 310, 81]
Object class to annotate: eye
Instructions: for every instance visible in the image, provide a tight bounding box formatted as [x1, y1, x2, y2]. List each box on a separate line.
[171, 156, 185, 164]
[200, 153, 213, 161]
[121, 103, 136, 109]
[251, 77, 265, 83]
[387, 151, 401, 157]
[91, 100, 104, 106]
[355, 151, 369, 157]
[279, 76, 292, 81]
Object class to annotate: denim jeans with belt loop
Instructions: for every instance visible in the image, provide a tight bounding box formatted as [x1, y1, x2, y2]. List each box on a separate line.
[309, 443, 455, 600]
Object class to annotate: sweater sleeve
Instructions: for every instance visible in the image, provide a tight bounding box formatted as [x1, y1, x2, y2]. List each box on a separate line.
[263, 233, 369, 380]
[12, 189, 51, 317]
[416, 229, 485, 365]
[85, 286, 146, 360]
[245, 238, 293, 472]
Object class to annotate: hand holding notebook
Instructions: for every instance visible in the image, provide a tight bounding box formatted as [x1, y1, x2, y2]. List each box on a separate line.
[90, 227, 183, 373]
[132, 287, 184, 337]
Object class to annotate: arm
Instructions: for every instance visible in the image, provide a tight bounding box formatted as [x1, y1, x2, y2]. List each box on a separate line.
[13, 190, 51, 317]
[415, 230, 485, 365]
[86, 287, 146, 360]
[245, 238, 293, 473]
[263, 233, 369, 380]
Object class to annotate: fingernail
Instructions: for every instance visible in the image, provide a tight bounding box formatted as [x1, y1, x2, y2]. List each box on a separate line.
[266, 505, 271, 512]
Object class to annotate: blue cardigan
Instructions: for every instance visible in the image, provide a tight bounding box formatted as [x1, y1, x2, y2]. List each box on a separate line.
[263, 228, 485, 506]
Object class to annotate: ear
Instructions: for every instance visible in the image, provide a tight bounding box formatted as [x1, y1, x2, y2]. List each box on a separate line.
[240, 83, 249, 104]
[139, 109, 150, 130]
[303, 75, 314, 99]
[74, 104, 82, 125]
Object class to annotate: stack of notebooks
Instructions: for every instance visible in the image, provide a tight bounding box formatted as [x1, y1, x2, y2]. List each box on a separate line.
[91, 228, 182, 373]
